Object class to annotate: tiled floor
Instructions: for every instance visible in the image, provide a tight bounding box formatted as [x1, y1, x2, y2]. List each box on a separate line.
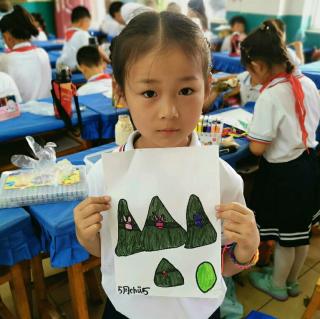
[1, 234, 320, 319]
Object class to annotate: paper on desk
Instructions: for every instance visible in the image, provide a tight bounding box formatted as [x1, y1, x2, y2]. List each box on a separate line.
[211, 108, 253, 132]
[102, 146, 223, 299]
[20, 101, 54, 116]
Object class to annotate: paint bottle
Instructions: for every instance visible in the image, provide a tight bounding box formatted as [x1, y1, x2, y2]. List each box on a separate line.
[115, 114, 134, 145]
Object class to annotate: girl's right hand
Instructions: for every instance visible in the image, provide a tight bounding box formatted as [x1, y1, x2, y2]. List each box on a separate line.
[74, 196, 111, 244]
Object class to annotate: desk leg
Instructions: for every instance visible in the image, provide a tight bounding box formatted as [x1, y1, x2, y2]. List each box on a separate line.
[68, 263, 89, 319]
[10, 263, 32, 319]
[0, 295, 15, 319]
[85, 269, 103, 304]
[31, 255, 61, 319]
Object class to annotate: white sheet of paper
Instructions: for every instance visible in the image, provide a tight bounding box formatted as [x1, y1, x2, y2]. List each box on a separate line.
[102, 146, 222, 299]
[212, 108, 253, 131]
[20, 101, 54, 116]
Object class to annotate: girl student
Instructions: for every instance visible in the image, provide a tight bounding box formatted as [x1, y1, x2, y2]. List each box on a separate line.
[0, 5, 51, 102]
[74, 12, 260, 319]
[242, 21, 320, 301]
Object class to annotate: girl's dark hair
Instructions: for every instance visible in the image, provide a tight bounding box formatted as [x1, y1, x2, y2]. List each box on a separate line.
[110, 11, 211, 90]
[0, 5, 39, 39]
[240, 20, 294, 74]
[188, 0, 208, 30]
[32, 13, 48, 35]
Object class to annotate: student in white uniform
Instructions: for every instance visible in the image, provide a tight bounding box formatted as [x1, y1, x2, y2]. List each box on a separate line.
[120, 2, 152, 25]
[31, 13, 48, 41]
[100, 1, 125, 38]
[0, 5, 51, 102]
[0, 71, 21, 102]
[56, 6, 91, 71]
[237, 71, 262, 105]
[74, 12, 260, 319]
[76, 45, 111, 96]
[187, 0, 215, 45]
[240, 21, 320, 301]
[221, 16, 247, 52]
[269, 18, 304, 66]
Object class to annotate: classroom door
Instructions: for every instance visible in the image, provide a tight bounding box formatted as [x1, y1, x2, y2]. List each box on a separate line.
[55, 0, 92, 38]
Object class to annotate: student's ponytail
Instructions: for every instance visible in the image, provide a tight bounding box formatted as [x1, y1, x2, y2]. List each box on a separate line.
[0, 5, 39, 40]
[240, 20, 294, 74]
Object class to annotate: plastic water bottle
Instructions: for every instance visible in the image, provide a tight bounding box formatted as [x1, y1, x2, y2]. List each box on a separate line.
[115, 115, 134, 145]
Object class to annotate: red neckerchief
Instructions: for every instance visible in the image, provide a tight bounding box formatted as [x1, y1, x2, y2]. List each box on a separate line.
[260, 72, 308, 150]
[65, 28, 79, 41]
[88, 73, 111, 82]
[8, 45, 37, 53]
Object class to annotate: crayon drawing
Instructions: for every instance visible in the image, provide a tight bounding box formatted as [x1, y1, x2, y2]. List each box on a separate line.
[141, 196, 187, 252]
[115, 199, 144, 256]
[185, 194, 217, 249]
[103, 146, 223, 299]
[196, 262, 217, 293]
[154, 258, 184, 288]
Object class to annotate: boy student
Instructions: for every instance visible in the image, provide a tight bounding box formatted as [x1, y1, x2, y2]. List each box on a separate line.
[76, 45, 111, 96]
[221, 15, 247, 52]
[100, 1, 125, 37]
[56, 6, 91, 71]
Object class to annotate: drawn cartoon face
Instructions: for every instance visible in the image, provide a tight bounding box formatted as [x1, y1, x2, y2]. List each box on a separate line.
[123, 216, 133, 230]
[194, 213, 203, 228]
[155, 215, 165, 229]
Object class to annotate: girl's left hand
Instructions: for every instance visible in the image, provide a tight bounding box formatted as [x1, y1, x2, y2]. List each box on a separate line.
[216, 202, 260, 263]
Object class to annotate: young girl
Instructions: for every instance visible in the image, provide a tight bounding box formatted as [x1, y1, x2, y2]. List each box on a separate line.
[31, 13, 48, 41]
[241, 21, 320, 301]
[0, 5, 51, 102]
[0, 71, 22, 102]
[74, 12, 260, 319]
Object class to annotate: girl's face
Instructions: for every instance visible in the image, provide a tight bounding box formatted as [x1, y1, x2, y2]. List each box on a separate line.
[246, 61, 270, 85]
[118, 46, 210, 149]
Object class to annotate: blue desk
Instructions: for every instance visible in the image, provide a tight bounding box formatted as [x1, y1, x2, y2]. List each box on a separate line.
[89, 30, 113, 43]
[32, 40, 64, 52]
[28, 143, 115, 268]
[0, 208, 41, 266]
[300, 61, 320, 88]
[212, 52, 245, 74]
[48, 50, 61, 68]
[0, 99, 100, 142]
[79, 94, 129, 139]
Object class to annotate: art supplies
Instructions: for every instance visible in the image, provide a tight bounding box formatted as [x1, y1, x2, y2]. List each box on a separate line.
[0, 136, 87, 208]
[211, 108, 253, 132]
[115, 114, 134, 145]
[196, 115, 223, 145]
[0, 95, 20, 122]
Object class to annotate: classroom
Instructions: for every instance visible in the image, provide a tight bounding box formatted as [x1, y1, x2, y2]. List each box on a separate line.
[0, 0, 319, 318]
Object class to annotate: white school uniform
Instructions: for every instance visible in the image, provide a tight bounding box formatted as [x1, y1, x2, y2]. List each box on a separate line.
[237, 71, 262, 105]
[221, 33, 246, 53]
[0, 72, 22, 102]
[100, 14, 124, 37]
[31, 29, 48, 42]
[287, 47, 302, 67]
[77, 73, 112, 96]
[0, 42, 51, 102]
[87, 131, 245, 319]
[56, 28, 90, 70]
[248, 74, 320, 163]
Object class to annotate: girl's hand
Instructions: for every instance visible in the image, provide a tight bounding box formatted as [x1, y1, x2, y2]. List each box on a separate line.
[216, 202, 260, 263]
[74, 196, 111, 245]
